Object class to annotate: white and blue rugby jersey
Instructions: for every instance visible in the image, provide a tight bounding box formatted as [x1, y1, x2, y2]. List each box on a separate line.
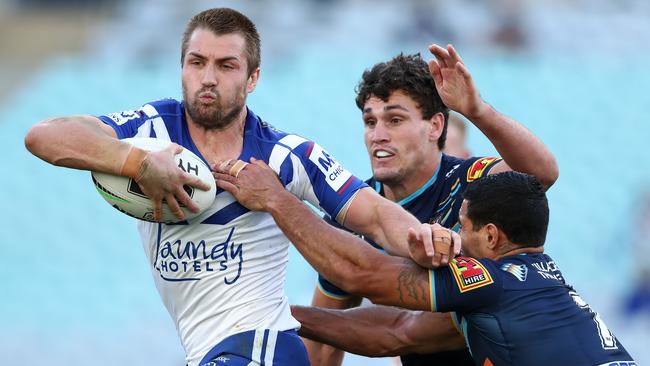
[98, 99, 366, 366]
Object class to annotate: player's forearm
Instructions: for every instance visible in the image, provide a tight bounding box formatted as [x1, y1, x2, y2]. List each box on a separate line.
[293, 305, 406, 357]
[25, 116, 132, 175]
[305, 288, 362, 366]
[303, 339, 346, 366]
[340, 188, 418, 258]
[467, 103, 559, 188]
[266, 191, 386, 296]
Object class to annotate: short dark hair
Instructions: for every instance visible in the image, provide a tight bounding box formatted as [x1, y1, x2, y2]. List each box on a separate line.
[355, 53, 450, 150]
[181, 8, 261, 75]
[463, 172, 549, 247]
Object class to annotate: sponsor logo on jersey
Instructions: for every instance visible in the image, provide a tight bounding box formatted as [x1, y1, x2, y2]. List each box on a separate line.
[308, 143, 353, 193]
[501, 263, 528, 282]
[155, 227, 244, 284]
[466, 157, 499, 182]
[106, 110, 142, 125]
[450, 257, 494, 293]
[531, 260, 564, 282]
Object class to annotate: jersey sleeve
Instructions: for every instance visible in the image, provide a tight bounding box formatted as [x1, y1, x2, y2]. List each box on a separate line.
[463, 157, 502, 183]
[269, 136, 367, 219]
[430, 257, 502, 314]
[96, 101, 177, 140]
[97, 107, 150, 139]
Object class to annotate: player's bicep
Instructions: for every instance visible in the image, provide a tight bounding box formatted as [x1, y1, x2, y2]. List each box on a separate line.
[92, 116, 119, 138]
[363, 256, 433, 312]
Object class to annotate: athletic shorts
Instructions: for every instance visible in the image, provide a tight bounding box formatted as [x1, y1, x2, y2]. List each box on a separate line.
[198, 329, 309, 366]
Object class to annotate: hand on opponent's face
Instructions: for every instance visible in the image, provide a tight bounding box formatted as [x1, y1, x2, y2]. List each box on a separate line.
[213, 157, 288, 211]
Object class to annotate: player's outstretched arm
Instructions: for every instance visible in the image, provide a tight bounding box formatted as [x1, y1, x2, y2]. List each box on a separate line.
[215, 158, 454, 267]
[25, 116, 208, 220]
[304, 289, 362, 366]
[339, 188, 458, 267]
[292, 305, 466, 357]
[428, 44, 559, 189]
[215, 160, 434, 309]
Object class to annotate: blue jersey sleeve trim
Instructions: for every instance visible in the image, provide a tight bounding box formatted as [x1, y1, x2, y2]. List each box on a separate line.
[316, 281, 352, 300]
[398, 153, 442, 206]
[429, 269, 438, 312]
[97, 115, 130, 140]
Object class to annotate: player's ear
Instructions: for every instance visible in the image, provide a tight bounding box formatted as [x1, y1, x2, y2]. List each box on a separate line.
[247, 67, 260, 93]
[485, 223, 499, 250]
[427, 112, 445, 143]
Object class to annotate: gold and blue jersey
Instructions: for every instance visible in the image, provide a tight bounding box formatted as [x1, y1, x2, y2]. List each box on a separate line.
[430, 253, 635, 366]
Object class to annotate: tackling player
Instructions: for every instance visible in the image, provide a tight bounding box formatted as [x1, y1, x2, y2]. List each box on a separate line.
[308, 46, 558, 365]
[24, 8, 439, 366]
[216, 168, 636, 366]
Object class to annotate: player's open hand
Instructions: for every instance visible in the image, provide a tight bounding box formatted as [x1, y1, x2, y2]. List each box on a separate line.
[213, 157, 286, 211]
[407, 223, 461, 268]
[427, 44, 488, 120]
[136, 143, 210, 221]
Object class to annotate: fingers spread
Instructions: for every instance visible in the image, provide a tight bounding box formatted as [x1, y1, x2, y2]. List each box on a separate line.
[184, 173, 211, 191]
[152, 197, 162, 222]
[429, 44, 451, 68]
[447, 44, 464, 66]
[175, 185, 199, 213]
[166, 193, 185, 220]
[456, 62, 472, 82]
[428, 60, 443, 86]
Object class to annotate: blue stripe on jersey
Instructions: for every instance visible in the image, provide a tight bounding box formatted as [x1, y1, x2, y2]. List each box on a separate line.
[278, 154, 294, 186]
[398, 154, 442, 206]
[201, 201, 251, 225]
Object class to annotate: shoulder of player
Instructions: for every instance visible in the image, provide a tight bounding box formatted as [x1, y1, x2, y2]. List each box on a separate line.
[445, 256, 504, 291]
[140, 98, 183, 119]
[460, 156, 503, 183]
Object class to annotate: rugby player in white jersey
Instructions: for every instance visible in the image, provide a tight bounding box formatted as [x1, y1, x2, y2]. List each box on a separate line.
[24, 8, 442, 366]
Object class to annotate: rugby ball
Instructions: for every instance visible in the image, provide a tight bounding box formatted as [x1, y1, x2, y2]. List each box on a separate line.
[91, 137, 216, 223]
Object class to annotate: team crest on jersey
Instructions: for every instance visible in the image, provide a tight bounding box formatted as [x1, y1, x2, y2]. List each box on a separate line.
[450, 257, 494, 293]
[501, 263, 528, 282]
[466, 158, 499, 182]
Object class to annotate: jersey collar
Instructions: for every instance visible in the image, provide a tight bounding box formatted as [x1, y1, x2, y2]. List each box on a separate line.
[374, 153, 443, 206]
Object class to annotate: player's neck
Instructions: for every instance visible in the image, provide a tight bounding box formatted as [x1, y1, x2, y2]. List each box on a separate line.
[186, 108, 247, 164]
[494, 245, 544, 261]
[383, 153, 442, 203]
